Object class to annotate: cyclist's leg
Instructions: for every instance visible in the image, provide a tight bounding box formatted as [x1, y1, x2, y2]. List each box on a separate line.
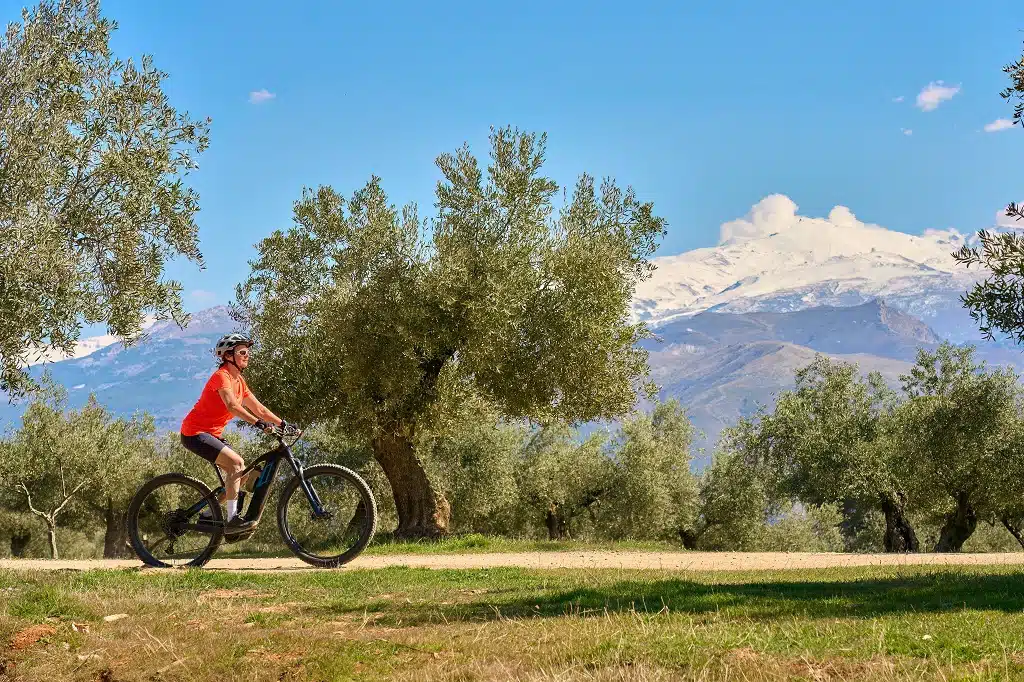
[215, 446, 245, 507]
[180, 433, 245, 508]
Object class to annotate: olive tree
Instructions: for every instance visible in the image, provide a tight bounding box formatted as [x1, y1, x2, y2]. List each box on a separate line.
[600, 399, 698, 540]
[896, 343, 1024, 552]
[743, 355, 919, 552]
[514, 424, 616, 540]
[235, 128, 665, 537]
[0, 387, 151, 558]
[0, 0, 210, 394]
[684, 426, 773, 551]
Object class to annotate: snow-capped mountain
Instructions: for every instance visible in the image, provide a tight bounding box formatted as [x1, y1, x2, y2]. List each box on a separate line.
[24, 316, 159, 366]
[635, 195, 989, 343]
[2, 307, 236, 431]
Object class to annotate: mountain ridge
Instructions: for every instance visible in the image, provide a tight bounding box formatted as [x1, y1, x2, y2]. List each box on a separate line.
[5, 196, 1021, 466]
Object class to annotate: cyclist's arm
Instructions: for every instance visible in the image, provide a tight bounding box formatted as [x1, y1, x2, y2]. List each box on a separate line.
[217, 387, 262, 425]
[242, 394, 283, 426]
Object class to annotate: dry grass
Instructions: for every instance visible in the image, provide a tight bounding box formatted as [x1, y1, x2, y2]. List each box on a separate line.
[2, 564, 1024, 680]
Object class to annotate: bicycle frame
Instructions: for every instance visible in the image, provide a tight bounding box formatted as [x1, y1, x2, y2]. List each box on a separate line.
[181, 435, 330, 535]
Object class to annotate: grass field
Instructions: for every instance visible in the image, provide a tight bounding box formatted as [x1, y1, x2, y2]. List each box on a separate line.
[2, 563, 1024, 681]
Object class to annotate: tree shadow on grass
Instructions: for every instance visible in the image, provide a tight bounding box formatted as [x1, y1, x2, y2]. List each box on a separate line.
[319, 570, 1024, 626]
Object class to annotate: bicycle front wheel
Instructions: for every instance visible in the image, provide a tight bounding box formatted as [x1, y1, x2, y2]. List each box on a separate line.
[276, 464, 377, 568]
[127, 473, 224, 568]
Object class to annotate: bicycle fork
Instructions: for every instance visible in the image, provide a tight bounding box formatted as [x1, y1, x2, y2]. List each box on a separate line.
[286, 455, 330, 518]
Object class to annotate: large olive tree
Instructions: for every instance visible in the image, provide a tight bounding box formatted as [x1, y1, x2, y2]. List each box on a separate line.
[896, 343, 1024, 552]
[0, 0, 210, 394]
[235, 127, 665, 537]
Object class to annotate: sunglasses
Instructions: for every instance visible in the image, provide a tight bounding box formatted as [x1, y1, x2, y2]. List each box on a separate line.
[232, 349, 250, 357]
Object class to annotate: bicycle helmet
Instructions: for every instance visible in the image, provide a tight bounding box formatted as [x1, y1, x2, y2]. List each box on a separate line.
[214, 333, 253, 360]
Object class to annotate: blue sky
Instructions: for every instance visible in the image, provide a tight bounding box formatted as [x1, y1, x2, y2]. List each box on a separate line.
[7, 0, 1024, 312]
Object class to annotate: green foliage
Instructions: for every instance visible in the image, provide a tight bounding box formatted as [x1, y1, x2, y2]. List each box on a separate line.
[895, 343, 1024, 551]
[513, 424, 615, 540]
[761, 503, 845, 552]
[599, 400, 698, 540]
[413, 396, 524, 535]
[0, 0, 210, 395]
[962, 520, 1024, 553]
[234, 126, 664, 437]
[838, 506, 887, 553]
[952, 41, 1024, 343]
[736, 344, 1024, 553]
[954, 230, 1024, 345]
[687, 446, 772, 551]
[747, 355, 900, 508]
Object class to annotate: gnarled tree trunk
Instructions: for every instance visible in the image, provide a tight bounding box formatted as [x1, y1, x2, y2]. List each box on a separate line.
[372, 431, 450, 539]
[102, 499, 132, 558]
[679, 527, 701, 549]
[880, 492, 919, 553]
[1001, 516, 1024, 550]
[10, 531, 30, 557]
[546, 503, 568, 540]
[934, 492, 977, 552]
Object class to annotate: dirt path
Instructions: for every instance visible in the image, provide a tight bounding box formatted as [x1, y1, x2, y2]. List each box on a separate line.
[3, 551, 1024, 572]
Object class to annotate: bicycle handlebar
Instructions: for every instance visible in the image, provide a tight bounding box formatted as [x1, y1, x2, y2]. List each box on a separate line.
[248, 420, 303, 443]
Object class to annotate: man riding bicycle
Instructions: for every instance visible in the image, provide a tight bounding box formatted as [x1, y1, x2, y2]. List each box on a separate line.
[179, 333, 283, 534]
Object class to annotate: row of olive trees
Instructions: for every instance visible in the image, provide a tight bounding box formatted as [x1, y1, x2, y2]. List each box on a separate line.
[7, 358, 1022, 558]
[725, 342, 1024, 554]
[0, 385, 831, 557]
[288, 394, 840, 549]
[0, 385, 155, 558]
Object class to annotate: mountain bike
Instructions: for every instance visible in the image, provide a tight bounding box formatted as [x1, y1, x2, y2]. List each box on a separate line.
[126, 424, 377, 568]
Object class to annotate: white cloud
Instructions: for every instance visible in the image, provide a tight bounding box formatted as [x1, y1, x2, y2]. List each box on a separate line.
[190, 289, 218, 304]
[719, 194, 799, 245]
[248, 89, 275, 104]
[916, 81, 960, 111]
[984, 118, 1014, 133]
[901, 128, 913, 136]
[995, 206, 1024, 228]
[892, 95, 905, 103]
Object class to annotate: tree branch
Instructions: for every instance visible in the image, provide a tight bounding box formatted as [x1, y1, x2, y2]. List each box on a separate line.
[51, 480, 87, 518]
[15, 483, 48, 522]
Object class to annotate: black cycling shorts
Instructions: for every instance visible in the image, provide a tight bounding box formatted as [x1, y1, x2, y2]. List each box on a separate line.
[180, 432, 231, 464]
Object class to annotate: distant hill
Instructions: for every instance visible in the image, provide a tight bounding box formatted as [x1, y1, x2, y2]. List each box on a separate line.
[2, 306, 235, 432]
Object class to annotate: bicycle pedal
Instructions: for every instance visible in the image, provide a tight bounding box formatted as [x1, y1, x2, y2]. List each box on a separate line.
[223, 528, 257, 543]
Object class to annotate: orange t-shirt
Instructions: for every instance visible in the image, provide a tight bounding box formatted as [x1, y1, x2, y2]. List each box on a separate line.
[180, 367, 251, 438]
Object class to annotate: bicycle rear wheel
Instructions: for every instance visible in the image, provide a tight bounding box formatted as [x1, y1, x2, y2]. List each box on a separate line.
[277, 464, 377, 568]
[127, 473, 224, 568]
